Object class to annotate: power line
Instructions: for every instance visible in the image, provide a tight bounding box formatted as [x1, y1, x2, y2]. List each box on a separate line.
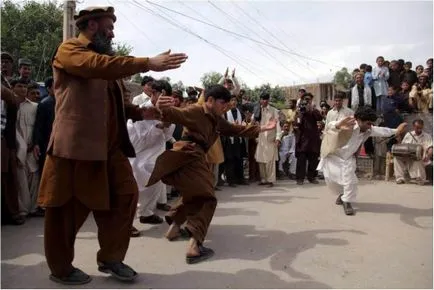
[178, 1, 279, 78]
[230, 0, 317, 75]
[129, 0, 268, 82]
[108, 0, 159, 50]
[207, 1, 305, 81]
[206, 1, 303, 81]
[144, 0, 341, 69]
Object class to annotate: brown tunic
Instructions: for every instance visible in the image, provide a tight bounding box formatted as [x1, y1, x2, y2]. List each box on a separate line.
[38, 80, 141, 210]
[148, 104, 261, 187]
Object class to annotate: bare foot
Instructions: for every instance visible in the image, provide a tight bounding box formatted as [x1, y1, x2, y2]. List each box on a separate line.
[165, 223, 181, 240]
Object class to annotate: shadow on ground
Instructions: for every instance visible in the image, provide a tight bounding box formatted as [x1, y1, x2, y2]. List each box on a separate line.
[356, 202, 433, 229]
[0, 262, 331, 289]
[206, 225, 366, 280]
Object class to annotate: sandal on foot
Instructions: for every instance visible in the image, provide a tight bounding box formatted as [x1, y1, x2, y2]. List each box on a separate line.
[49, 267, 92, 285]
[186, 245, 215, 264]
[167, 228, 191, 241]
[97, 261, 138, 282]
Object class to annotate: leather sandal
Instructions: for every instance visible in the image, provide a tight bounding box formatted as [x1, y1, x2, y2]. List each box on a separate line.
[186, 245, 215, 264]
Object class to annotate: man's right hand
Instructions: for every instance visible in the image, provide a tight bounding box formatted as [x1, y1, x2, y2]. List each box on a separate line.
[148, 50, 188, 72]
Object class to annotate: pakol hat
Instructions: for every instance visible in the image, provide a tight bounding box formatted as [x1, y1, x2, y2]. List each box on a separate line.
[74, 6, 116, 27]
[18, 58, 32, 66]
[1, 52, 13, 62]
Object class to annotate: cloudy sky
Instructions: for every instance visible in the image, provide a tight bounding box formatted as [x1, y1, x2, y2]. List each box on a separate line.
[75, 0, 433, 88]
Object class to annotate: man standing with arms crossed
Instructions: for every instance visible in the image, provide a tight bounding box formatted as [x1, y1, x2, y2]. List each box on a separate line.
[37, 6, 187, 285]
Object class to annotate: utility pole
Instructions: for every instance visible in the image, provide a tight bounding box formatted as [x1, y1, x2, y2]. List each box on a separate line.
[63, 0, 76, 41]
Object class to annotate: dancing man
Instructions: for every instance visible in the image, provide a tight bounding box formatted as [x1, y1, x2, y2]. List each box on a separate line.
[318, 106, 406, 216]
[37, 6, 187, 285]
[148, 85, 276, 264]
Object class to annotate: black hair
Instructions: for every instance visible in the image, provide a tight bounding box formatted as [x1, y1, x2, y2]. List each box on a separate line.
[413, 119, 424, 126]
[152, 80, 172, 96]
[366, 65, 373, 72]
[44, 77, 54, 89]
[27, 82, 39, 92]
[205, 84, 231, 102]
[359, 63, 367, 70]
[405, 61, 412, 66]
[241, 103, 254, 113]
[354, 106, 377, 122]
[398, 59, 405, 65]
[376, 56, 384, 62]
[224, 78, 233, 84]
[334, 91, 346, 100]
[260, 92, 270, 100]
[141, 75, 154, 86]
[427, 58, 433, 63]
[304, 92, 314, 99]
[10, 78, 28, 87]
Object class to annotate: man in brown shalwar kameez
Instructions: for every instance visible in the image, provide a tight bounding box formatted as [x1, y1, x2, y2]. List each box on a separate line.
[37, 6, 187, 285]
[148, 85, 276, 264]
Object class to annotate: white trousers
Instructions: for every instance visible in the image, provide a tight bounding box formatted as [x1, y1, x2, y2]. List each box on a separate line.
[137, 181, 165, 217]
[17, 166, 39, 216]
[259, 161, 276, 183]
[394, 157, 426, 181]
[325, 177, 358, 203]
[278, 152, 296, 174]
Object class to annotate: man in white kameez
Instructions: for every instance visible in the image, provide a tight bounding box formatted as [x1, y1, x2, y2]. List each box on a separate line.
[132, 75, 154, 106]
[128, 80, 175, 226]
[394, 119, 432, 185]
[325, 92, 354, 126]
[255, 92, 281, 187]
[318, 106, 406, 215]
[278, 122, 296, 179]
[16, 82, 40, 217]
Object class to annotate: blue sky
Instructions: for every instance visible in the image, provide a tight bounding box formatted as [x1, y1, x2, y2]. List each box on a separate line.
[74, 0, 433, 88]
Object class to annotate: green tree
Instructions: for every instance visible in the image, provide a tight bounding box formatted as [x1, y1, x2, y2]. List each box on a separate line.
[172, 80, 185, 92]
[114, 42, 133, 56]
[333, 67, 352, 90]
[200, 71, 223, 88]
[1, 0, 63, 81]
[132, 73, 142, 84]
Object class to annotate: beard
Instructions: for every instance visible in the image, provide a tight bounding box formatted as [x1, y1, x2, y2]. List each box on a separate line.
[92, 31, 114, 56]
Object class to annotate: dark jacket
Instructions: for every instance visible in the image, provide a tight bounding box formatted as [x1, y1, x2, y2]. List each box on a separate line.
[294, 109, 323, 155]
[33, 95, 56, 162]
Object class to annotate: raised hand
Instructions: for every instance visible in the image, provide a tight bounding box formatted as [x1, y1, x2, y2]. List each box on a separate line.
[395, 122, 408, 136]
[336, 116, 356, 130]
[148, 50, 188, 72]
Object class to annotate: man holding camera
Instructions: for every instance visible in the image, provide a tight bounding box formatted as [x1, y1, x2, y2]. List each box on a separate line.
[294, 93, 323, 185]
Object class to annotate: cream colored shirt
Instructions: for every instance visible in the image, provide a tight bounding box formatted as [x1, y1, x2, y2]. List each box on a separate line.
[325, 106, 354, 125]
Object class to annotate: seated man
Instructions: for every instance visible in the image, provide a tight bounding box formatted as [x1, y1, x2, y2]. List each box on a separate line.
[394, 119, 433, 185]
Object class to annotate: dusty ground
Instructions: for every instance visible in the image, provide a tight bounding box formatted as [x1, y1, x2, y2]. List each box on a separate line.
[1, 180, 432, 289]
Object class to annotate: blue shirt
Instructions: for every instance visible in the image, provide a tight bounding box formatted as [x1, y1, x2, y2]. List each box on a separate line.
[364, 72, 373, 87]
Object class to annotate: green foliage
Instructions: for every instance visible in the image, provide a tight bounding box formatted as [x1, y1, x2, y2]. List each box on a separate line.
[1, 0, 63, 81]
[200, 71, 223, 88]
[114, 42, 133, 56]
[131, 73, 142, 84]
[333, 67, 352, 90]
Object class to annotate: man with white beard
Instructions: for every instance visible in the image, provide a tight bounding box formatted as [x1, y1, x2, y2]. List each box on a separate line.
[127, 80, 175, 233]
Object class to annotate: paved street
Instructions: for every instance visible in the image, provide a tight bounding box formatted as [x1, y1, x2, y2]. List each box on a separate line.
[1, 180, 432, 289]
